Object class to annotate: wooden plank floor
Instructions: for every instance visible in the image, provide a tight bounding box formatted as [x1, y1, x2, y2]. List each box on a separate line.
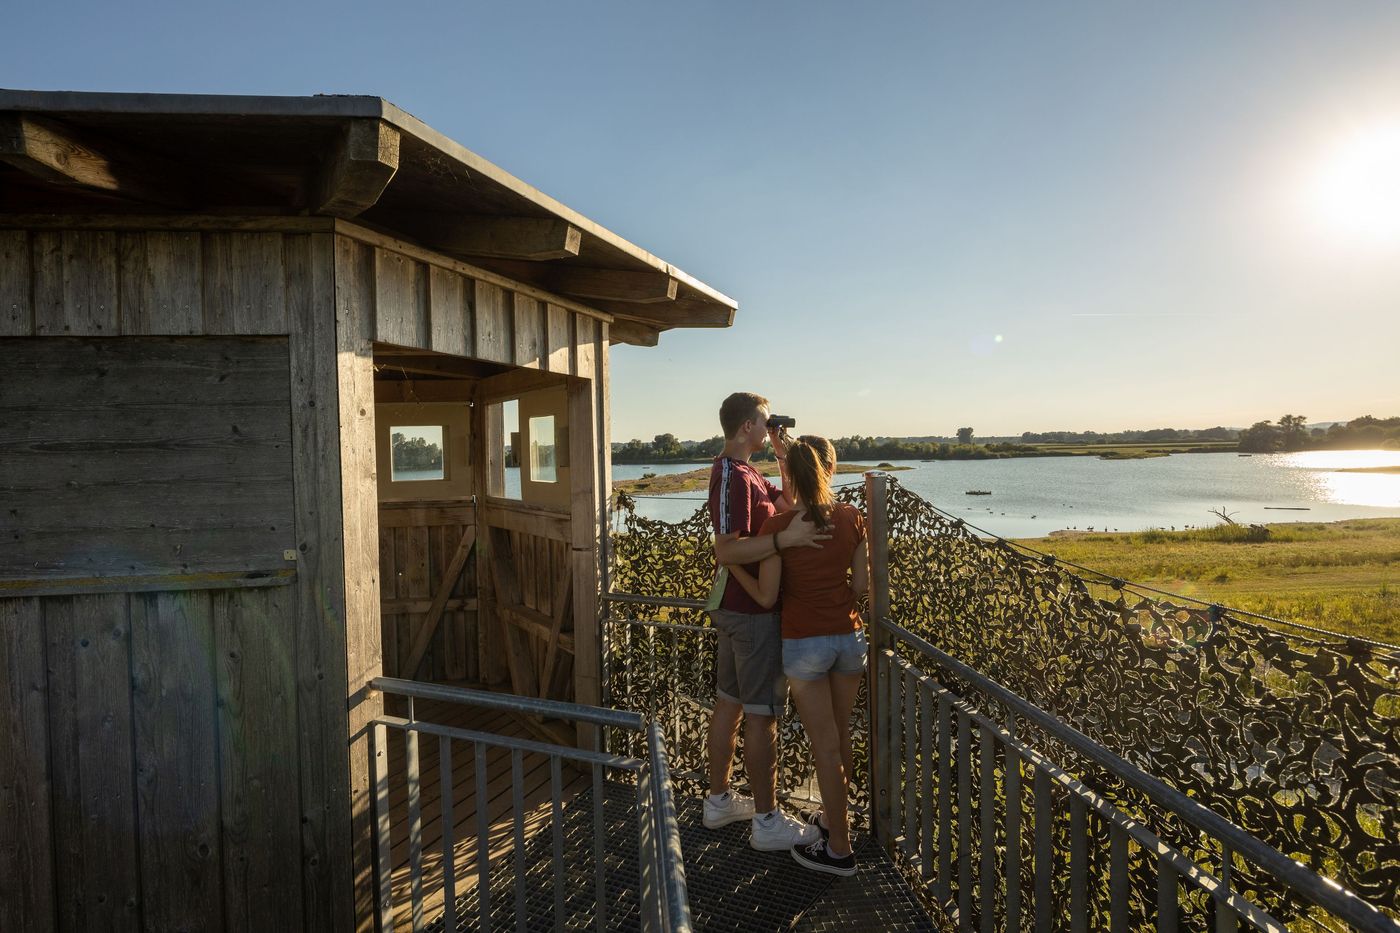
[382, 694, 589, 929]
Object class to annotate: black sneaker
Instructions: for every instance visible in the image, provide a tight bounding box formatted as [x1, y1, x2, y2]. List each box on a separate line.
[791, 839, 857, 877]
[804, 810, 830, 841]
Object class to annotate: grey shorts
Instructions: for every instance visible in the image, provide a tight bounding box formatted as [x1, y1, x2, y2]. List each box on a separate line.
[711, 609, 786, 717]
[783, 630, 868, 681]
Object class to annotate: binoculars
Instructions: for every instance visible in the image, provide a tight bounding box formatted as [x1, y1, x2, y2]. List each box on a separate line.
[766, 414, 796, 430]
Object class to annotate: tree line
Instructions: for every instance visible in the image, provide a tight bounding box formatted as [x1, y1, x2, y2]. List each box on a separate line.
[1238, 415, 1400, 452]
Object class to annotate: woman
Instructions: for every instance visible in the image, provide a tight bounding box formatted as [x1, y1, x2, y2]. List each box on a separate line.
[726, 435, 867, 876]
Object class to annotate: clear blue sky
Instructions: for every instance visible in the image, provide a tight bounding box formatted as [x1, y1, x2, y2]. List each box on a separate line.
[6, 2, 1398, 441]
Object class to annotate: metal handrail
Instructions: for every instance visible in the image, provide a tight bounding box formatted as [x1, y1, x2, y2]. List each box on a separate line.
[369, 676, 693, 933]
[883, 619, 1400, 933]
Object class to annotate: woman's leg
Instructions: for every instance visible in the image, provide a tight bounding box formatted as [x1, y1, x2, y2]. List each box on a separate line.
[828, 671, 864, 799]
[789, 676, 853, 856]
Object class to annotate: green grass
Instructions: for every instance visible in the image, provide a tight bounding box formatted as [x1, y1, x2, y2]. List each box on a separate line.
[1014, 519, 1400, 643]
[1029, 441, 1239, 459]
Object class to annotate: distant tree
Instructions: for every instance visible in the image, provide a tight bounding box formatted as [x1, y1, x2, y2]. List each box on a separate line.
[956, 427, 974, 444]
[1278, 414, 1308, 451]
[391, 431, 443, 471]
[1238, 421, 1282, 452]
[652, 433, 683, 459]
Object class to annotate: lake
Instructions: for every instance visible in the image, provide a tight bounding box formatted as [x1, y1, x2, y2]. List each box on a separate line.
[597, 450, 1400, 538]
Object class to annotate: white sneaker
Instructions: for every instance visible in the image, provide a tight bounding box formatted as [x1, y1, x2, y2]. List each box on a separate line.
[749, 808, 821, 851]
[703, 790, 756, 829]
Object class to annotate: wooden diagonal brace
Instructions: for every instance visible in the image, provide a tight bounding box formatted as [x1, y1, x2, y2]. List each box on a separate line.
[403, 525, 476, 679]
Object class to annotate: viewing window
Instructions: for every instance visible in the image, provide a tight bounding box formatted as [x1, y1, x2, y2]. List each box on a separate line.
[390, 425, 445, 481]
[529, 415, 557, 483]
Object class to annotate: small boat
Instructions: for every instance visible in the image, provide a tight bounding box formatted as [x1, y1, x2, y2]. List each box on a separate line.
[1238, 453, 1252, 457]
[965, 490, 992, 496]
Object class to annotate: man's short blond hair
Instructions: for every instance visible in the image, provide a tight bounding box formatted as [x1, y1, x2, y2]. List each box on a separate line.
[719, 392, 769, 439]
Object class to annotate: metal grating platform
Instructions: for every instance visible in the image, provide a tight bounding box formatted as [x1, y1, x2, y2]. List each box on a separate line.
[428, 780, 937, 932]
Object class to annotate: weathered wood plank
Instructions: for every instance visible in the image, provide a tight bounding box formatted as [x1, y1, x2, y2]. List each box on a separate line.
[402, 526, 431, 675]
[606, 316, 660, 347]
[379, 527, 400, 679]
[569, 375, 602, 735]
[403, 527, 477, 679]
[118, 230, 202, 334]
[511, 293, 543, 369]
[427, 265, 470, 356]
[473, 280, 509, 363]
[373, 247, 427, 348]
[312, 119, 400, 219]
[376, 504, 475, 529]
[0, 596, 53, 933]
[129, 591, 223, 932]
[399, 215, 581, 261]
[471, 394, 506, 685]
[333, 233, 385, 932]
[573, 316, 597, 393]
[481, 503, 571, 542]
[544, 304, 571, 374]
[45, 593, 142, 930]
[32, 230, 119, 336]
[202, 232, 287, 334]
[596, 322, 612, 595]
[0, 570, 293, 599]
[285, 231, 355, 932]
[0, 229, 31, 335]
[213, 586, 303, 932]
[550, 267, 677, 304]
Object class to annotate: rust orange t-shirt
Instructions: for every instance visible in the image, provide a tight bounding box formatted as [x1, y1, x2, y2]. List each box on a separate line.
[758, 503, 866, 639]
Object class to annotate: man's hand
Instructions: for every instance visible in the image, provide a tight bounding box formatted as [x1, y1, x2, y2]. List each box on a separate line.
[781, 513, 831, 550]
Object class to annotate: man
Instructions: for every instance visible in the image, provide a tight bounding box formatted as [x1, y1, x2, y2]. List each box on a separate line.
[702, 391, 829, 850]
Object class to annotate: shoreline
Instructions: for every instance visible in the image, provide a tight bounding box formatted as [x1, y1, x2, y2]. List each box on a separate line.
[613, 462, 912, 496]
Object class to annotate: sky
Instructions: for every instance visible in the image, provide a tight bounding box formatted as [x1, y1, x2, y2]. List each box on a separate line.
[5, 2, 1399, 441]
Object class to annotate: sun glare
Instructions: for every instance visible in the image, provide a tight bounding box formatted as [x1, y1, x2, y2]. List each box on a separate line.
[1305, 121, 1400, 250]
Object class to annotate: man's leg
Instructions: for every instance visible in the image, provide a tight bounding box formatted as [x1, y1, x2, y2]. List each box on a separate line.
[707, 697, 743, 795]
[743, 712, 778, 813]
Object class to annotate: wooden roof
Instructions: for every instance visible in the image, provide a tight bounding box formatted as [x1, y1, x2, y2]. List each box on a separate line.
[0, 89, 737, 346]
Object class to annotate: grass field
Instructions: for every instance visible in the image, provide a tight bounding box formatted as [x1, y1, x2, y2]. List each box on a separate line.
[1014, 518, 1400, 644]
[1028, 441, 1240, 459]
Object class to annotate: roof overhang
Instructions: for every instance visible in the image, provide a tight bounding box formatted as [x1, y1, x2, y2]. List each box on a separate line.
[0, 89, 737, 346]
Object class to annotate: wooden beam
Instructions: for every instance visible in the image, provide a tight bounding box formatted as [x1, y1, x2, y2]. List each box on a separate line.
[312, 119, 400, 218]
[549, 267, 678, 304]
[385, 213, 582, 261]
[0, 113, 194, 207]
[606, 318, 661, 347]
[588, 298, 733, 326]
[477, 366, 567, 403]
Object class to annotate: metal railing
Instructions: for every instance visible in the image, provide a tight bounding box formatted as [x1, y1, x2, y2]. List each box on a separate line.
[369, 676, 692, 933]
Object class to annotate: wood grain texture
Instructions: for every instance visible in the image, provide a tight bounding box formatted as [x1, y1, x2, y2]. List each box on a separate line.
[312, 120, 400, 219]
[596, 322, 612, 594]
[373, 247, 427, 348]
[32, 230, 119, 336]
[473, 279, 509, 363]
[284, 231, 355, 932]
[0, 337, 295, 583]
[545, 304, 571, 374]
[511, 293, 543, 369]
[202, 232, 287, 334]
[427, 265, 470, 357]
[129, 591, 223, 932]
[0, 229, 31, 335]
[118, 230, 202, 334]
[0, 596, 53, 933]
[44, 593, 142, 930]
[333, 233, 385, 933]
[213, 586, 303, 932]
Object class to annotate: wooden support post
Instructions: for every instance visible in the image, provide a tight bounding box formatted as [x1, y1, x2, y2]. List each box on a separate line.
[568, 374, 601, 748]
[865, 470, 893, 844]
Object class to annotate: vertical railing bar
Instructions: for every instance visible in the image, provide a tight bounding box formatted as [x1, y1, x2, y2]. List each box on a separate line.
[957, 710, 972, 929]
[440, 736, 457, 933]
[937, 693, 953, 905]
[979, 724, 996, 933]
[888, 650, 903, 847]
[372, 723, 394, 933]
[1070, 794, 1087, 933]
[1033, 766, 1053, 933]
[407, 727, 425, 933]
[920, 679, 934, 883]
[1110, 821, 1129, 933]
[476, 742, 492, 933]
[511, 749, 526, 932]
[1216, 843, 1238, 933]
[592, 763, 607, 933]
[551, 755, 565, 932]
[903, 665, 918, 858]
[1157, 853, 1179, 933]
[1005, 717, 1022, 933]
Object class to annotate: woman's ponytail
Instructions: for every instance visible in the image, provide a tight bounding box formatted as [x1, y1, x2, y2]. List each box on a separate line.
[786, 435, 838, 529]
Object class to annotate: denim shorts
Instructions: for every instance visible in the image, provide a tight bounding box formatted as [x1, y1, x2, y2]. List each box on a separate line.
[782, 630, 868, 681]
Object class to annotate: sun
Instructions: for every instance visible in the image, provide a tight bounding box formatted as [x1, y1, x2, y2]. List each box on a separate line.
[1304, 121, 1400, 250]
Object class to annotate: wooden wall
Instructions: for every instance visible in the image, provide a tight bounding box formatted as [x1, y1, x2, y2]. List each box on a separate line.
[0, 221, 355, 933]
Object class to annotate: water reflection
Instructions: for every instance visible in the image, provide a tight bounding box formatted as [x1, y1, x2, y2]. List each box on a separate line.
[1276, 450, 1400, 507]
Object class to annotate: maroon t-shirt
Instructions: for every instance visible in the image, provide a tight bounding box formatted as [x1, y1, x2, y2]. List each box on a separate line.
[708, 456, 784, 614]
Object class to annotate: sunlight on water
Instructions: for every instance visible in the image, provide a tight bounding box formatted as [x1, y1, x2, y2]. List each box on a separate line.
[1276, 450, 1400, 508]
